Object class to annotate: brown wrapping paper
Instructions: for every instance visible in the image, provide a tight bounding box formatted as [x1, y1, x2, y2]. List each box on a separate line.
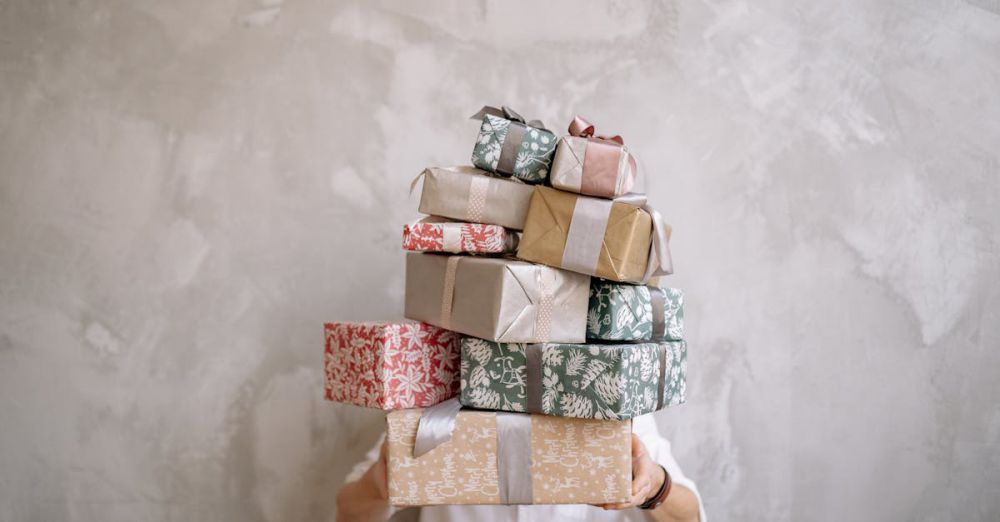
[404, 252, 589, 343]
[517, 186, 653, 283]
[387, 408, 632, 506]
[416, 166, 536, 230]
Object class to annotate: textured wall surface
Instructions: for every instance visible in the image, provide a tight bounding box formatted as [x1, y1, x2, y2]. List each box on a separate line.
[2, 1, 999, 521]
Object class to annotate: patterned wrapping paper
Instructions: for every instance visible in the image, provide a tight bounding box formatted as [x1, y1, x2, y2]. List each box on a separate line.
[471, 110, 558, 184]
[323, 322, 460, 410]
[517, 186, 655, 283]
[387, 408, 632, 505]
[460, 337, 687, 420]
[416, 166, 535, 230]
[402, 218, 518, 254]
[587, 283, 684, 342]
[404, 252, 589, 343]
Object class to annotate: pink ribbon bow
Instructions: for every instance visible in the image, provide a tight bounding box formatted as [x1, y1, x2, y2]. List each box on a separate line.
[569, 116, 625, 145]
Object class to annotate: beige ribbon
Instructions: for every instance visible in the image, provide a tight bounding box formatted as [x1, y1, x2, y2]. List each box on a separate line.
[533, 268, 554, 341]
[440, 256, 461, 330]
[465, 176, 489, 223]
[441, 226, 463, 253]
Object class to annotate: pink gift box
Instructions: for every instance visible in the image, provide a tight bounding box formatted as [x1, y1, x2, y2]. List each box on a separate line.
[402, 218, 518, 254]
[324, 322, 460, 409]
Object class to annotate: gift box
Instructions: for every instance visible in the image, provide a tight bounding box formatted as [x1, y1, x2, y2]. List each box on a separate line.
[470, 106, 557, 184]
[404, 252, 589, 343]
[402, 217, 518, 254]
[323, 322, 460, 410]
[549, 116, 638, 199]
[460, 337, 686, 420]
[516, 186, 673, 283]
[415, 166, 535, 230]
[387, 401, 632, 506]
[587, 282, 684, 342]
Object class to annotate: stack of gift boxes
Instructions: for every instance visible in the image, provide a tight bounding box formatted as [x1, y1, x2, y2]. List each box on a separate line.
[324, 106, 687, 506]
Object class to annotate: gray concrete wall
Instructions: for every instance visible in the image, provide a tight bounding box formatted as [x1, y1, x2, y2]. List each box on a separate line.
[1, 1, 998, 520]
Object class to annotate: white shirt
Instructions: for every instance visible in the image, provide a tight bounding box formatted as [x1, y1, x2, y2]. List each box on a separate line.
[346, 414, 706, 522]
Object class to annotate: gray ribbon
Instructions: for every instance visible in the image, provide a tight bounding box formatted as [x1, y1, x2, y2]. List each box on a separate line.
[649, 286, 666, 341]
[495, 412, 534, 504]
[525, 343, 544, 414]
[655, 342, 668, 410]
[470, 105, 547, 131]
[412, 398, 463, 458]
[497, 122, 525, 176]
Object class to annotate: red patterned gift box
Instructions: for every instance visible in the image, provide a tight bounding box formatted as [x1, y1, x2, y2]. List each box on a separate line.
[324, 322, 460, 410]
[402, 218, 518, 254]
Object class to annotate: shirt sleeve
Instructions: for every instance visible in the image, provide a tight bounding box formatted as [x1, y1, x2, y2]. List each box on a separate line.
[632, 415, 707, 522]
[345, 433, 385, 483]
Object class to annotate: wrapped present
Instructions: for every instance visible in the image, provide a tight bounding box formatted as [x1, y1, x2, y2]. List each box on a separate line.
[415, 166, 535, 230]
[387, 399, 631, 506]
[323, 322, 460, 410]
[460, 338, 686, 420]
[550, 116, 639, 199]
[470, 105, 557, 184]
[587, 282, 684, 342]
[516, 186, 673, 283]
[402, 217, 518, 254]
[404, 252, 589, 343]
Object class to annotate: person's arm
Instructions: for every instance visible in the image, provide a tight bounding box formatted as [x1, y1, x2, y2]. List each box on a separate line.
[336, 439, 394, 522]
[594, 433, 701, 522]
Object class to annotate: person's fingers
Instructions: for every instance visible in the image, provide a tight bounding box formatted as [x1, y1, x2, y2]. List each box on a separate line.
[631, 433, 647, 460]
[632, 477, 650, 496]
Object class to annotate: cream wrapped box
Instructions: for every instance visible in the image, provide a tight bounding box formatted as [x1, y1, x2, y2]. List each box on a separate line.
[387, 400, 632, 506]
[549, 116, 638, 199]
[415, 166, 535, 230]
[404, 252, 589, 343]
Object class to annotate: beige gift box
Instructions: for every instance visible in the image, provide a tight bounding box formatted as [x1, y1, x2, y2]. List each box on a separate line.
[404, 252, 589, 343]
[517, 186, 663, 283]
[387, 407, 632, 506]
[549, 135, 637, 199]
[416, 166, 536, 230]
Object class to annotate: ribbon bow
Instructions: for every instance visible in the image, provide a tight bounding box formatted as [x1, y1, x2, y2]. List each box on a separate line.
[569, 115, 625, 145]
[471, 105, 548, 131]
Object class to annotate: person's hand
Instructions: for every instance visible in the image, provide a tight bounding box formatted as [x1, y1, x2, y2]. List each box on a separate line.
[336, 440, 390, 520]
[593, 433, 666, 510]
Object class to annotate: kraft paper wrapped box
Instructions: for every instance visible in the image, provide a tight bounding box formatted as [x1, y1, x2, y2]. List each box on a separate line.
[402, 217, 518, 254]
[323, 322, 460, 410]
[587, 282, 684, 342]
[460, 337, 687, 420]
[387, 403, 632, 506]
[416, 166, 535, 230]
[517, 186, 673, 283]
[550, 116, 638, 199]
[404, 252, 589, 343]
[470, 105, 557, 184]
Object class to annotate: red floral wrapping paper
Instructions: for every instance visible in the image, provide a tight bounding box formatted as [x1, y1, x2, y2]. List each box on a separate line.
[402, 221, 517, 254]
[324, 322, 461, 409]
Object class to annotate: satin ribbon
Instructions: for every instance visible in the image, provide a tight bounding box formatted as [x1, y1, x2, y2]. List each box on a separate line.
[525, 343, 544, 414]
[649, 286, 666, 341]
[560, 192, 672, 284]
[440, 257, 461, 329]
[569, 115, 624, 145]
[614, 193, 674, 282]
[471, 105, 548, 131]
[655, 342, 668, 410]
[412, 399, 535, 504]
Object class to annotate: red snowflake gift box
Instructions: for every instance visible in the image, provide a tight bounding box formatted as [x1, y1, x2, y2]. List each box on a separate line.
[402, 218, 518, 254]
[324, 322, 461, 410]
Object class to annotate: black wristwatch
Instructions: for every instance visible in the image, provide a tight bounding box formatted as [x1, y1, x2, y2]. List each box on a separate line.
[639, 465, 672, 510]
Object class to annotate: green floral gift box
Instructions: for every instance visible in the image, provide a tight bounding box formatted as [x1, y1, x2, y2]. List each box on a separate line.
[587, 282, 684, 342]
[470, 106, 556, 184]
[460, 337, 686, 420]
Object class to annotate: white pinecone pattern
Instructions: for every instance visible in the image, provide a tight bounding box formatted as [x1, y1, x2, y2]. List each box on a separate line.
[460, 337, 687, 420]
